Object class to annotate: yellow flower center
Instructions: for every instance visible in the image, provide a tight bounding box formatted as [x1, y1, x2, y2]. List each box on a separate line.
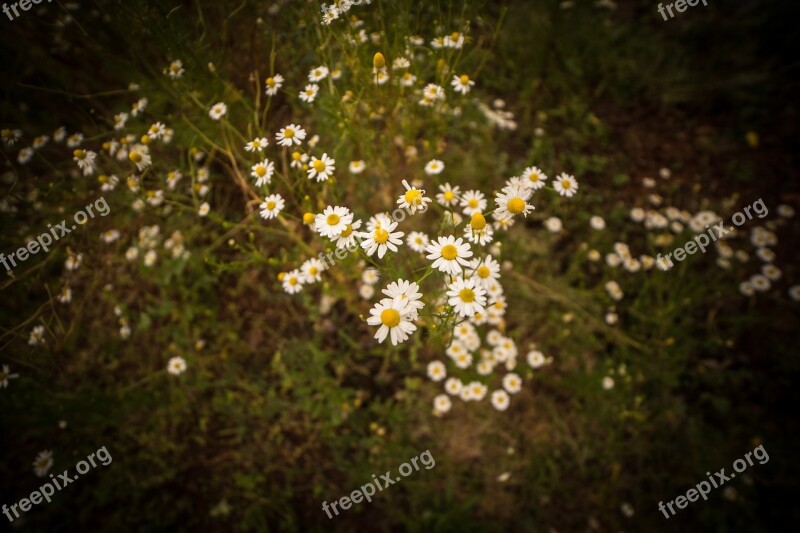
[340, 225, 353, 237]
[404, 189, 422, 205]
[494, 301, 504, 309]
[477, 266, 490, 278]
[129, 152, 142, 163]
[470, 212, 486, 231]
[507, 197, 525, 214]
[459, 74, 469, 84]
[292, 151, 301, 161]
[529, 173, 540, 182]
[441, 244, 458, 260]
[313, 160, 326, 172]
[459, 288, 475, 303]
[98, 175, 108, 184]
[444, 191, 454, 201]
[303, 212, 315, 224]
[256, 166, 267, 177]
[451, 32, 460, 40]
[266, 77, 276, 87]
[289, 276, 298, 285]
[73, 149, 85, 159]
[374, 228, 389, 244]
[380, 308, 400, 327]
[468, 198, 479, 208]
[284, 128, 294, 138]
[373, 52, 386, 70]
[561, 179, 571, 188]
[326, 213, 340, 226]
[266, 201, 276, 210]
[309, 267, 318, 275]
[141, 134, 151, 144]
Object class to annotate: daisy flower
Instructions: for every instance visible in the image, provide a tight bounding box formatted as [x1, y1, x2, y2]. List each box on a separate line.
[495, 184, 534, 220]
[33, 451, 54, 477]
[264, 74, 284, 96]
[374, 71, 390, 85]
[282, 269, 304, 294]
[315, 206, 353, 238]
[426, 236, 473, 275]
[198, 202, 210, 217]
[788, 285, 800, 301]
[113, 113, 128, 130]
[128, 145, 152, 171]
[251, 159, 275, 187]
[360, 220, 404, 259]
[464, 212, 494, 245]
[590, 215, 605, 230]
[308, 65, 329, 82]
[1, 128, 22, 147]
[66, 132, 84, 148]
[445, 377, 463, 395]
[290, 151, 309, 169]
[334, 219, 362, 249]
[459, 190, 487, 216]
[245, 137, 269, 152]
[276, 124, 306, 147]
[299, 84, 319, 103]
[545, 217, 562, 233]
[406, 231, 430, 253]
[491, 390, 510, 411]
[349, 160, 366, 174]
[447, 277, 487, 317]
[424, 159, 445, 175]
[397, 179, 431, 214]
[167, 356, 187, 375]
[167, 59, 184, 79]
[466, 381, 488, 401]
[422, 83, 445, 102]
[301, 258, 326, 283]
[553, 173, 579, 197]
[73, 149, 98, 176]
[427, 361, 447, 382]
[259, 194, 284, 220]
[436, 183, 461, 207]
[451, 74, 475, 95]
[399, 71, 417, 87]
[0, 364, 19, 388]
[366, 297, 417, 345]
[308, 153, 336, 182]
[362, 268, 380, 285]
[208, 102, 227, 120]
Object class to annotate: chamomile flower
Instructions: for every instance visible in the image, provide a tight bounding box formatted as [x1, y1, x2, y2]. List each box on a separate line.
[259, 194, 284, 220]
[750, 274, 770, 292]
[468, 255, 501, 288]
[301, 258, 326, 283]
[360, 220, 404, 259]
[503, 373, 522, 394]
[527, 350, 546, 368]
[366, 297, 417, 345]
[276, 124, 306, 147]
[73, 149, 98, 176]
[590, 216, 606, 230]
[299, 83, 319, 103]
[167, 356, 187, 375]
[29, 325, 45, 346]
[520, 166, 548, 190]
[788, 285, 800, 301]
[251, 159, 275, 186]
[33, 451, 54, 477]
[113, 113, 128, 130]
[491, 389, 510, 411]
[128, 145, 152, 171]
[464, 212, 494, 245]
[308, 65, 329, 82]
[466, 381, 488, 401]
[433, 394, 452, 414]
[315, 206, 353, 238]
[1, 128, 22, 147]
[308, 153, 336, 182]
[198, 202, 210, 217]
[426, 236, 473, 275]
[424, 159, 445, 175]
[544, 217, 562, 233]
[334, 219, 362, 249]
[451, 74, 475, 94]
[494, 184, 534, 220]
[245, 137, 269, 152]
[553, 173, 579, 197]
[406, 231, 430, 253]
[362, 267, 380, 285]
[264, 74, 284, 96]
[427, 361, 447, 382]
[397, 179, 431, 213]
[349, 160, 366, 174]
[382, 279, 424, 316]
[208, 102, 227, 120]
[399, 71, 417, 87]
[422, 83, 445, 101]
[167, 59, 184, 79]
[374, 70, 390, 85]
[282, 269, 304, 294]
[0, 364, 19, 388]
[447, 277, 487, 317]
[459, 190, 487, 216]
[57, 285, 72, 304]
[436, 183, 461, 207]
